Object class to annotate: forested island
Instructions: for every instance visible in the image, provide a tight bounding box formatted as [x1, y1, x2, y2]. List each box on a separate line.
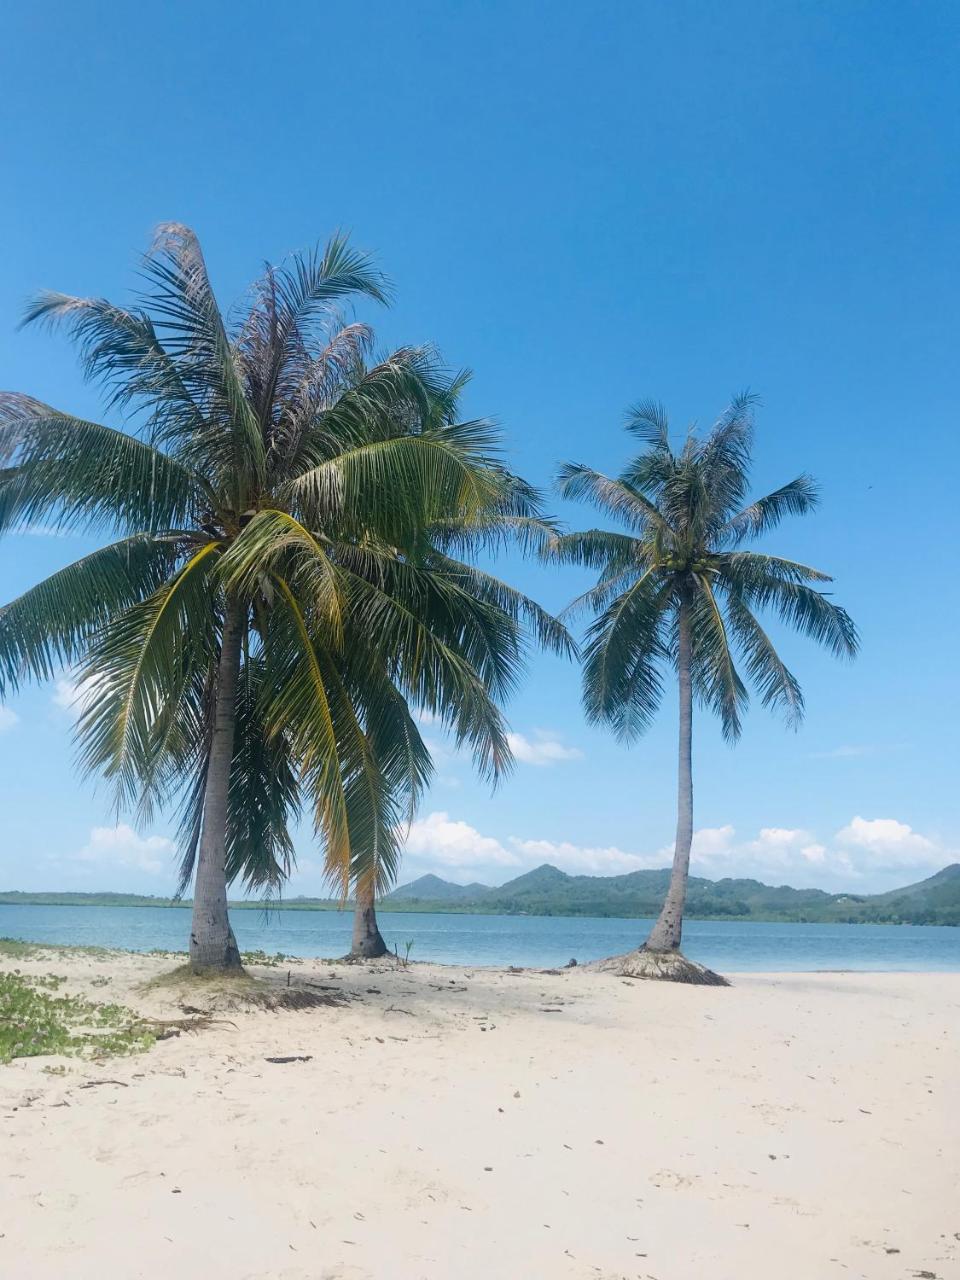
[4, 862, 959, 925]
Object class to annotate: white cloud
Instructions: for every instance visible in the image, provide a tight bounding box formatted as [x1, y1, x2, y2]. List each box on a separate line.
[52, 674, 102, 718]
[508, 836, 661, 875]
[690, 824, 737, 856]
[398, 809, 953, 891]
[413, 720, 583, 776]
[833, 816, 938, 869]
[404, 812, 522, 871]
[74, 824, 175, 875]
[686, 817, 945, 883]
[506, 730, 584, 767]
[404, 812, 661, 879]
[0, 707, 20, 733]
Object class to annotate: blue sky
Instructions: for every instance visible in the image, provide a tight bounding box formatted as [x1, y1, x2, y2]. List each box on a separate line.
[1, 1, 958, 896]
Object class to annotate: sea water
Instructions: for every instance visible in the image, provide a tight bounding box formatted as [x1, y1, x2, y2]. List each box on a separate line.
[1, 904, 959, 971]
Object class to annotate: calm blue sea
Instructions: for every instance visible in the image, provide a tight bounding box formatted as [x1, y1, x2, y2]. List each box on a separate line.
[1, 904, 958, 971]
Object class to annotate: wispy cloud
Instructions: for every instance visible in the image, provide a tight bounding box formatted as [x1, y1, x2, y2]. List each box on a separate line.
[52, 673, 103, 718]
[506, 730, 583, 767]
[413, 719, 583, 779]
[73, 824, 175, 875]
[0, 707, 20, 734]
[16, 525, 73, 539]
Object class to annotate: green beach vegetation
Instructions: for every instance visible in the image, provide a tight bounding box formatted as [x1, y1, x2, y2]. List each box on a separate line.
[0, 968, 157, 1064]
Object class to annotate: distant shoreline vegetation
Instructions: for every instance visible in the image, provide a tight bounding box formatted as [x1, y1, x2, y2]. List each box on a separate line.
[3, 862, 959, 926]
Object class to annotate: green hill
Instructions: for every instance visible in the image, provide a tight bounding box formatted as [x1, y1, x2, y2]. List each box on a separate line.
[387, 875, 492, 903]
[382, 862, 960, 924]
[3, 864, 959, 924]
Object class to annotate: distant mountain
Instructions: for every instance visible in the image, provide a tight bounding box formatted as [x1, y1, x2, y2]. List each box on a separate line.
[871, 863, 960, 913]
[381, 862, 960, 925]
[386, 874, 492, 903]
[4, 864, 959, 924]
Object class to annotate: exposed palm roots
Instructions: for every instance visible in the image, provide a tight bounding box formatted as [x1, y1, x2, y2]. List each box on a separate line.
[597, 947, 730, 986]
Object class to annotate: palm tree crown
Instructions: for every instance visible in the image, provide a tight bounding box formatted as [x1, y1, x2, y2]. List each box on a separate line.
[554, 394, 858, 741]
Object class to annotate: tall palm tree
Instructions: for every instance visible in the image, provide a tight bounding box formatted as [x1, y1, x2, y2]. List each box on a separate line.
[551, 395, 858, 983]
[0, 224, 568, 973]
[342, 505, 571, 959]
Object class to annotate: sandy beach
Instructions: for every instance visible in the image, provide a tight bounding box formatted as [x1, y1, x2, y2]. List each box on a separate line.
[1, 949, 957, 1280]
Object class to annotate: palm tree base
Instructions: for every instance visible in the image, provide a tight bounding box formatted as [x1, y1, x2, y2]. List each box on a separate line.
[342, 941, 389, 961]
[188, 931, 245, 977]
[598, 947, 730, 986]
[188, 962, 247, 977]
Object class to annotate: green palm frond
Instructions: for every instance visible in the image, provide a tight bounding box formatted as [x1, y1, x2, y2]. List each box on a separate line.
[723, 590, 804, 727]
[75, 542, 222, 806]
[217, 509, 344, 642]
[0, 396, 206, 534]
[142, 223, 266, 496]
[689, 575, 748, 741]
[357, 674, 433, 827]
[0, 533, 183, 694]
[721, 475, 820, 545]
[287, 433, 503, 540]
[338, 552, 524, 707]
[291, 347, 448, 465]
[263, 578, 351, 885]
[739, 574, 859, 658]
[697, 391, 757, 523]
[719, 550, 833, 586]
[19, 293, 204, 435]
[321, 658, 405, 895]
[175, 656, 301, 897]
[429, 512, 559, 559]
[557, 462, 674, 536]
[237, 238, 388, 438]
[548, 528, 642, 573]
[582, 568, 672, 738]
[425, 551, 577, 661]
[623, 398, 671, 447]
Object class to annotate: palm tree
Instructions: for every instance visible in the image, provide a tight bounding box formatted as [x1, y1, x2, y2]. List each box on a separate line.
[341, 502, 571, 959]
[0, 224, 568, 973]
[552, 395, 858, 983]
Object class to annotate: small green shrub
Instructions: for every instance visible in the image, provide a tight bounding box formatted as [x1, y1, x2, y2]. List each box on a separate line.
[0, 971, 157, 1064]
[240, 949, 301, 968]
[0, 937, 41, 959]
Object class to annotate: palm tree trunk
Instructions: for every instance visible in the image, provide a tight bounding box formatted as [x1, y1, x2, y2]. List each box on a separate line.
[189, 596, 244, 975]
[644, 588, 693, 953]
[349, 874, 388, 958]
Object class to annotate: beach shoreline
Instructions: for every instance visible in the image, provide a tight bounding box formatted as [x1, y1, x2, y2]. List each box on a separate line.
[2, 947, 958, 1279]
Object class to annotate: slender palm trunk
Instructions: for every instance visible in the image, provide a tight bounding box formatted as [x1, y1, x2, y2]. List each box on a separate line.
[189, 596, 244, 975]
[350, 874, 388, 958]
[644, 589, 693, 954]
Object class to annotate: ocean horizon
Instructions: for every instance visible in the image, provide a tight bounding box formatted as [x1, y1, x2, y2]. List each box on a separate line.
[3, 902, 960, 972]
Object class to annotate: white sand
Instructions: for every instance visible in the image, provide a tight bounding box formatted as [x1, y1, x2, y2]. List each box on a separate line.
[1, 949, 958, 1280]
